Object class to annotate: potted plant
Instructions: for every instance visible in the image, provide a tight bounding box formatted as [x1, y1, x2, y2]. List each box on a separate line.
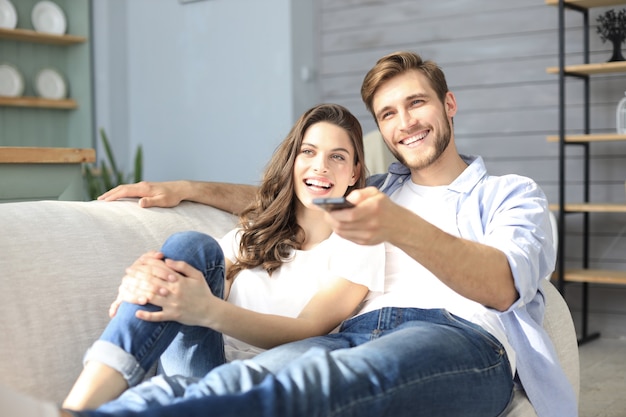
[596, 8, 626, 62]
[83, 128, 143, 200]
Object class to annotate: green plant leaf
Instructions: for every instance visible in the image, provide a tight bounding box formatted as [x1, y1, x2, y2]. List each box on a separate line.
[101, 161, 113, 191]
[82, 128, 144, 200]
[134, 144, 143, 183]
[83, 164, 102, 200]
[100, 128, 121, 182]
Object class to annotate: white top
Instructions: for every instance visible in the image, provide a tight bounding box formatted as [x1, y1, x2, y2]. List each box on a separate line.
[219, 228, 385, 361]
[358, 181, 516, 375]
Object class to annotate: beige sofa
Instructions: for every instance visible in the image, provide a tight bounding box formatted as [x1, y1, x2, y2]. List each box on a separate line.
[0, 199, 579, 415]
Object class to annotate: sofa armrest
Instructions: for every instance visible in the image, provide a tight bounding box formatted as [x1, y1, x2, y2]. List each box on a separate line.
[0, 199, 237, 403]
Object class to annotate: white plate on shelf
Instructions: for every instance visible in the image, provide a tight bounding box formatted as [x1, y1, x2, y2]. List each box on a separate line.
[0, 0, 18, 29]
[0, 63, 24, 97]
[34, 68, 67, 99]
[31, 1, 67, 34]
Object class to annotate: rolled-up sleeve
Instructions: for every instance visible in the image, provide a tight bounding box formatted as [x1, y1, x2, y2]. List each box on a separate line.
[459, 175, 556, 312]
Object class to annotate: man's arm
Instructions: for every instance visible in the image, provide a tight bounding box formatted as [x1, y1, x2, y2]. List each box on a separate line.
[388, 203, 517, 311]
[328, 187, 518, 312]
[99, 180, 257, 215]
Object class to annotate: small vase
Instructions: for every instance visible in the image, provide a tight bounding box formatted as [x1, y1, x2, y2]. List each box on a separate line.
[608, 38, 625, 62]
[617, 92, 626, 134]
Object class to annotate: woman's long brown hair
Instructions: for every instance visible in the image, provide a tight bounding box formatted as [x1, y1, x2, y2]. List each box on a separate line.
[226, 103, 367, 281]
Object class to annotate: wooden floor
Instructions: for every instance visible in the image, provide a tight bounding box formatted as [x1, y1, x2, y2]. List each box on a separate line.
[578, 337, 626, 417]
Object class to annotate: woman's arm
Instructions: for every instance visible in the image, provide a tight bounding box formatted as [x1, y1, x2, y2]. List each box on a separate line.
[202, 277, 368, 349]
[120, 257, 369, 349]
[99, 180, 257, 215]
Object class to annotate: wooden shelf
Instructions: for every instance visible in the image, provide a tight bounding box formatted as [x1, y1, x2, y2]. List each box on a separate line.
[546, 0, 626, 8]
[0, 28, 86, 45]
[0, 96, 77, 110]
[549, 203, 626, 212]
[547, 133, 626, 142]
[553, 269, 626, 285]
[0, 147, 95, 164]
[546, 61, 626, 76]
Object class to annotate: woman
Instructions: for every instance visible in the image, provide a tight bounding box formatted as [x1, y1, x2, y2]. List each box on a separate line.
[61, 103, 385, 413]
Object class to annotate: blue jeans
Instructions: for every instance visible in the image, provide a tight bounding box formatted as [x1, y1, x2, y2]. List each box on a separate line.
[76, 307, 514, 417]
[83, 231, 227, 387]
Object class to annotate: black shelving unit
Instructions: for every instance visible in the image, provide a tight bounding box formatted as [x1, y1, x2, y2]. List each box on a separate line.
[549, 0, 626, 345]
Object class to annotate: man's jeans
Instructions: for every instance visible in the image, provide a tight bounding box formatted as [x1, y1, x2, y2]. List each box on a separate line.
[77, 305, 514, 417]
[83, 231, 227, 386]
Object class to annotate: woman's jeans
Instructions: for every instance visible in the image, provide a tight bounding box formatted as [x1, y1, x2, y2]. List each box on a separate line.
[77, 307, 514, 417]
[83, 231, 227, 387]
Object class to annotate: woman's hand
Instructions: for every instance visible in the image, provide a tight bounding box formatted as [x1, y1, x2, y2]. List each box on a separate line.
[118, 257, 218, 327]
[108, 251, 164, 318]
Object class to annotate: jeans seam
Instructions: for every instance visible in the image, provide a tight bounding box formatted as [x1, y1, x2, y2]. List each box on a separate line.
[442, 310, 504, 353]
[328, 360, 508, 417]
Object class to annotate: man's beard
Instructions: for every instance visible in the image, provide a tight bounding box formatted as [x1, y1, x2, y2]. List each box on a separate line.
[387, 113, 452, 171]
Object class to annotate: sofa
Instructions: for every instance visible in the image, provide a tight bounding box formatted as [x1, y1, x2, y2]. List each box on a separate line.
[0, 199, 579, 415]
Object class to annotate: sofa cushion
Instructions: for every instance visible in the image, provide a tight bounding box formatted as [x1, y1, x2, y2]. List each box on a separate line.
[0, 199, 236, 403]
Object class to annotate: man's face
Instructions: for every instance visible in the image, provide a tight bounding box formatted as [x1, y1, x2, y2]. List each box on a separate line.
[371, 70, 456, 172]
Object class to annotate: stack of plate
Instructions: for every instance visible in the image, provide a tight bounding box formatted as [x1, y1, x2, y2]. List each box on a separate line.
[0, 0, 22, 97]
[0, 0, 69, 33]
[0, 0, 17, 29]
[0, 64, 24, 97]
[32, 1, 66, 35]
[0, 1, 70, 99]
[34, 68, 67, 99]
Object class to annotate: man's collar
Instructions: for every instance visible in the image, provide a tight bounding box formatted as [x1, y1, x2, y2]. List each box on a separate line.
[389, 155, 487, 194]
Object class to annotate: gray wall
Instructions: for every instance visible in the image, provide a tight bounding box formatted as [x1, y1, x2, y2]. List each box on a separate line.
[317, 0, 626, 338]
[92, 0, 317, 185]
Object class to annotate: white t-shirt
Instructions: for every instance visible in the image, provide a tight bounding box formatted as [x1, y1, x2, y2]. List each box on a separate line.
[219, 228, 385, 361]
[358, 181, 516, 375]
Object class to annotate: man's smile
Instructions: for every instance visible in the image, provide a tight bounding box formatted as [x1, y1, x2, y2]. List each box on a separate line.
[400, 130, 429, 146]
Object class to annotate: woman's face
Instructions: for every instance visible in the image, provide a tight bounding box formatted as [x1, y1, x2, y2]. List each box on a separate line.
[293, 121, 359, 210]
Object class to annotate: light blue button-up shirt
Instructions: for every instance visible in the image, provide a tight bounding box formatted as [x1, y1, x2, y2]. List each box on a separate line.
[367, 155, 577, 417]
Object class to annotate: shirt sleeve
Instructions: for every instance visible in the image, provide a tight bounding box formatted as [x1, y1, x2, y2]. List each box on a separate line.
[479, 175, 556, 312]
[218, 228, 241, 264]
[325, 233, 386, 293]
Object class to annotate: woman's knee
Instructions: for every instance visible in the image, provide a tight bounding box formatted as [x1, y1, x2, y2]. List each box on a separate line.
[161, 231, 223, 265]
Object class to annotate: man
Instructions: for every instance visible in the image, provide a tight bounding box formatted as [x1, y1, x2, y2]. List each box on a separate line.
[10, 51, 576, 417]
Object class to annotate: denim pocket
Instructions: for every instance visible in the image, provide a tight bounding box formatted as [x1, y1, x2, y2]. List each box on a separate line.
[338, 309, 380, 333]
[441, 310, 505, 355]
